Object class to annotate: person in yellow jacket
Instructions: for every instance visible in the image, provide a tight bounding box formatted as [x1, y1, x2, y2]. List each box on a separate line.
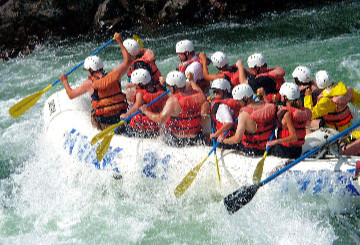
[304, 70, 360, 155]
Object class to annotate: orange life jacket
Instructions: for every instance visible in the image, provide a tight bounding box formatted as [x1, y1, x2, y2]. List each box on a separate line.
[322, 87, 353, 129]
[166, 91, 204, 137]
[241, 103, 276, 150]
[277, 106, 312, 147]
[91, 71, 128, 117]
[210, 98, 241, 137]
[129, 89, 168, 131]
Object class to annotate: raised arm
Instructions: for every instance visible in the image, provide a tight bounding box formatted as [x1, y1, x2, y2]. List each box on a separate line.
[112, 33, 131, 76]
[199, 52, 224, 81]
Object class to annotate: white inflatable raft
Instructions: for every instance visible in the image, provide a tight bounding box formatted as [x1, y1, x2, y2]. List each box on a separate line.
[43, 90, 360, 198]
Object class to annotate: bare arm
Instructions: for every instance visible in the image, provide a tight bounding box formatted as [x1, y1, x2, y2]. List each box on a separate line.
[112, 33, 131, 77]
[140, 96, 179, 124]
[59, 74, 93, 99]
[266, 111, 297, 147]
[199, 52, 224, 81]
[236, 60, 249, 84]
[120, 91, 143, 119]
[221, 112, 249, 144]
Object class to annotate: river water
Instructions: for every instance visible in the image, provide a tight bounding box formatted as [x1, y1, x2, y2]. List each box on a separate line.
[1, 1, 360, 244]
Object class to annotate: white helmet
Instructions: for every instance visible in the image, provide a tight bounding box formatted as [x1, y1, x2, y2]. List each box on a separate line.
[211, 51, 229, 69]
[84, 55, 104, 71]
[211, 78, 231, 93]
[123, 38, 140, 57]
[279, 82, 300, 100]
[247, 53, 266, 68]
[176, 40, 194, 53]
[131, 68, 151, 85]
[292, 66, 312, 83]
[185, 62, 204, 82]
[232, 84, 254, 100]
[166, 71, 186, 88]
[315, 70, 333, 89]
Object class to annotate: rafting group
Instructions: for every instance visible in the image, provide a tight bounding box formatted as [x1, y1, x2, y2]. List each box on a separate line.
[58, 33, 360, 159]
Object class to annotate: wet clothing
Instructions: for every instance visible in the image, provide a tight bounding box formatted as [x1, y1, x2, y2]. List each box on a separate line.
[91, 71, 128, 128]
[305, 81, 360, 133]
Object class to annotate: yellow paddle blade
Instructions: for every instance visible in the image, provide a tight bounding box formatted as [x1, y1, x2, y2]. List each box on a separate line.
[174, 155, 209, 198]
[91, 120, 125, 146]
[96, 132, 115, 162]
[252, 151, 268, 184]
[9, 85, 52, 118]
[215, 155, 221, 190]
[132, 34, 143, 49]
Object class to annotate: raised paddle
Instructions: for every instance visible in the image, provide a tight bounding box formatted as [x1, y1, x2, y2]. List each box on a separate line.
[210, 111, 221, 190]
[93, 89, 170, 161]
[224, 120, 360, 214]
[252, 124, 276, 184]
[174, 118, 238, 198]
[8, 37, 115, 118]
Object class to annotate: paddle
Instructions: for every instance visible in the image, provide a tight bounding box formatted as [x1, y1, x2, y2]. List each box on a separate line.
[132, 34, 144, 49]
[93, 89, 170, 161]
[224, 120, 360, 214]
[174, 118, 238, 198]
[8, 38, 115, 118]
[210, 110, 221, 190]
[252, 123, 276, 184]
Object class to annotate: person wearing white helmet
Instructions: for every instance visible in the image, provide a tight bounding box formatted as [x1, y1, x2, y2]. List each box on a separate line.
[209, 78, 241, 145]
[237, 53, 285, 103]
[219, 84, 277, 156]
[124, 37, 164, 104]
[304, 70, 360, 155]
[292, 66, 322, 102]
[140, 70, 207, 147]
[175, 40, 198, 73]
[184, 61, 210, 96]
[119, 68, 168, 137]
[266, 83, 312, 158]
[199, 51, 242, 89]
[236, 59, 279, 103]
[59, 33, 131, 130]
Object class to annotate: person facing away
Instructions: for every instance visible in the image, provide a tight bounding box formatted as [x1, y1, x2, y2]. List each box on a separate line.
[123, 38, 165, 104]
[239, 53, 285, 103]
[267, 83, 312, 159]
[304, 70, 360, 155]
[199, 51, 242, 89]
[209, 78, 242, 149]
[218, 84, 277, 156]
[237, 59, 278, 103]
[59, 32, 131, 130]
[140, 71, 207, 147]
[120, 68, 168, 138]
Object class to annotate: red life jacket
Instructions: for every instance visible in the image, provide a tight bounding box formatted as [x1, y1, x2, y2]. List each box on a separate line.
[257, 67, 285, 102]
[210, 98, 241, 137]
[241, 103, 276, 150]
[322, 87, 353, 129]
[218, 65, 239, 88]
[127, 49, 162, 88]
[166, 91, 204, 137]
[277, 106, 312, 147]
[130, 89, 168, 131]
[177, 56, 202, 74]
[91, 71, 128, 117]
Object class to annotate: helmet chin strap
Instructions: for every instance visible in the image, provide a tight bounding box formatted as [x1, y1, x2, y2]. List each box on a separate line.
[243, 97, 249, 106]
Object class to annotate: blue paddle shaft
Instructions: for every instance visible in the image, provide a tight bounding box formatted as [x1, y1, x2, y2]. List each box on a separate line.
[207, 118, 238, 156]
[260, 120, 360, 186]
[51, 38, 114, 87]
[114, 89, 170, 133]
